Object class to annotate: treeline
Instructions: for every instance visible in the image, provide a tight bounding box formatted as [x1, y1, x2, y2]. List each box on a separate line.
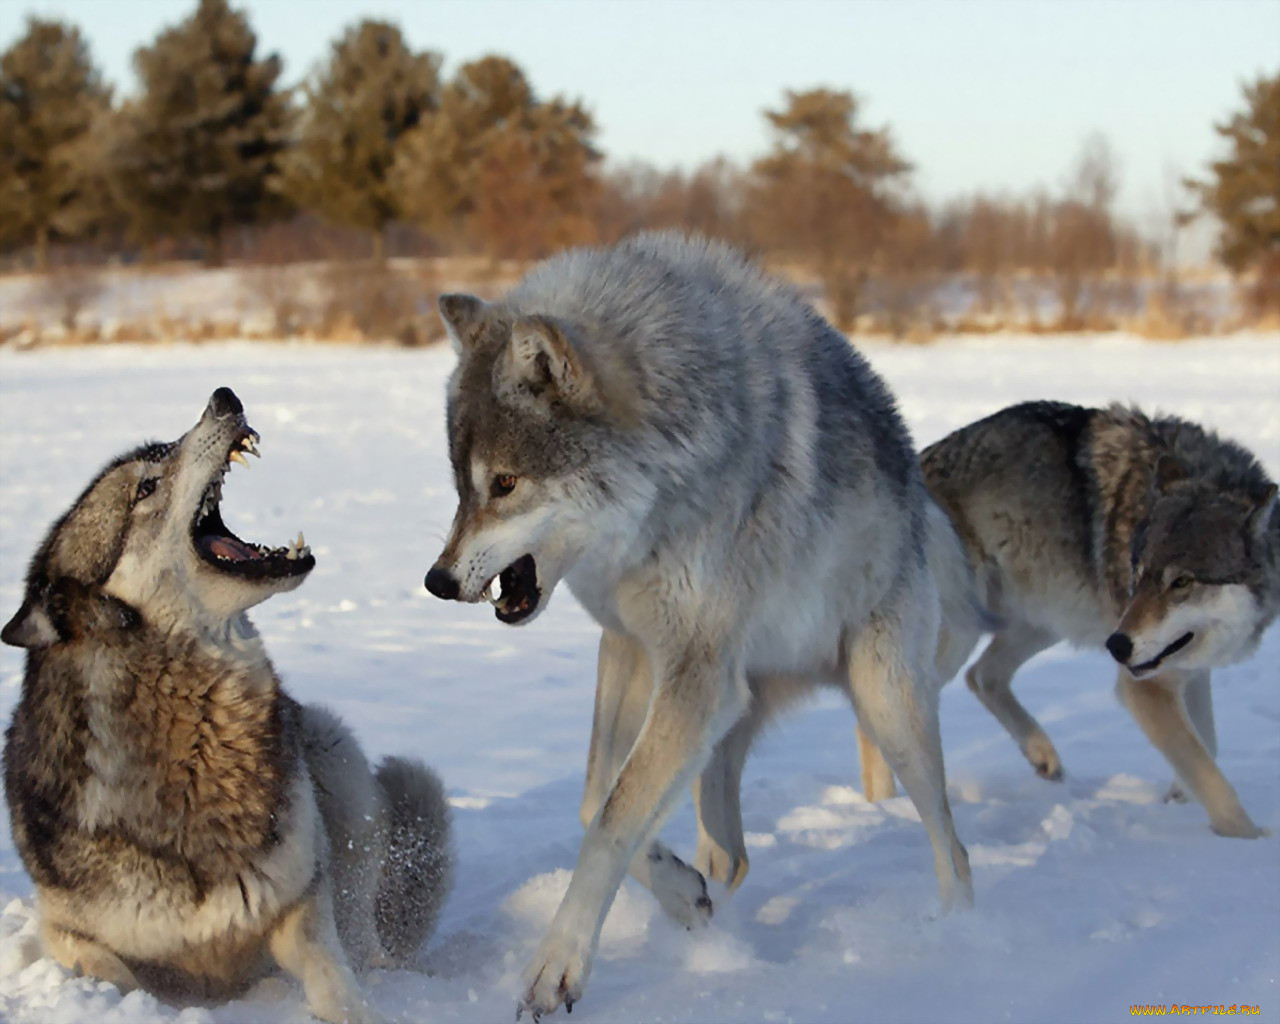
[2, 0, 1277, 334]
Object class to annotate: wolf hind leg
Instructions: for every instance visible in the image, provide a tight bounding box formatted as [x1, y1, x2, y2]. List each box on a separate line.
[582, 628, 712, 928]
[965, 622, 1062, 780]
[1117, 670, 1264, 838]
[42, 920, 140, 992]
[1163, 671, 1215, 803]
[846, 608, 973, 911]
[858, 721, 897, 802]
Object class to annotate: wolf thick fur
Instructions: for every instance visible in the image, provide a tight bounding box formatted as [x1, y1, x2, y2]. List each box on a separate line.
[427, 233, 972, 1018]
[924, 400, 1279, 838]
[2, 390, 451, 1023]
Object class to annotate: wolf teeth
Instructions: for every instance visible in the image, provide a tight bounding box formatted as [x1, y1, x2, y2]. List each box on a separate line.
[228, 450, 249, 468]
[284, 532, 310, 560]
[242, 434, 261, 458]
[481, 580, 500, 605]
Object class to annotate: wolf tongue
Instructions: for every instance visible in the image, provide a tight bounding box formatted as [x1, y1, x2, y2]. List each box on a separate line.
[207, 536, 259, 561]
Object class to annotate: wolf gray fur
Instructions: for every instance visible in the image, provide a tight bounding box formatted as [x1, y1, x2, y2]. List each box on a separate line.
[2, 388, 451, 1023]
[425, 232, 972, 1019]
[923, 400, 1279, 839]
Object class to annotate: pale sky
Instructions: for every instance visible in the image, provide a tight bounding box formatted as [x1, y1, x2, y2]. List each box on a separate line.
[3, 0, 1278, 224]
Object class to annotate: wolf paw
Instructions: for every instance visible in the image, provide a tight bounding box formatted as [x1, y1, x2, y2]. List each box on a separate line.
[1022, 734, 1063, 782]
[1210, 817, 1270, 840]
[694, 839, 749, 891]
[518, 929, 591, 1020]
[648, 848, 713, 929]
[311, 998, 383, 1024]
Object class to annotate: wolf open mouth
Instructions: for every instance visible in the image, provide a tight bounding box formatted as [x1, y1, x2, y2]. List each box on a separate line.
[1131, 631, 1195, 675]
[191, 428, 315, 580]
[483, 554, 541, 625]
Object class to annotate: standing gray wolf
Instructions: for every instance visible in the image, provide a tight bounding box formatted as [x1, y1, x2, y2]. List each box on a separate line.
[2, 388, 451, 1023]
[923, 400, 1278, 839]
[424, 232, 972, 1019]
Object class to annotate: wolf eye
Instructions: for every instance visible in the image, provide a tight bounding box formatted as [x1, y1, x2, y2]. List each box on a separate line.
[1169, 574, 1192, 591]
[491, 474, 518, 498]
[134, 478, 158, 503]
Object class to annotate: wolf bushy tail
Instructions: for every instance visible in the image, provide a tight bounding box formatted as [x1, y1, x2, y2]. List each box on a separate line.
[373, 757, 452, 961]
[925, 498, 994, 684]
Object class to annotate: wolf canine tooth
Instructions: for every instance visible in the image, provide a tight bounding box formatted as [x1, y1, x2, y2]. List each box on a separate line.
[228, 450, 249, 468]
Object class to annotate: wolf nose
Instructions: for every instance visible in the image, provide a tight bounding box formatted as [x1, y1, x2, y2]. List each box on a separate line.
[1105, 632, 1133, 664]
[424, 567, 460, 601]
[210, 387, 243, 418]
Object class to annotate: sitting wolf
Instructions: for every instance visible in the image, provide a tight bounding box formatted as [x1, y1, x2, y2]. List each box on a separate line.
[2, 387, 451, 1023]
[922, 401, 1278, 839]
[424, 232, 972, 1018]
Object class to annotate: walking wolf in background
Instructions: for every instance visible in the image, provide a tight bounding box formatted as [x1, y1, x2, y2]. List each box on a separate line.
[2, 388, 451, 1023]
[424, 232, 972, 1019]
[923, 400, 1278, 839]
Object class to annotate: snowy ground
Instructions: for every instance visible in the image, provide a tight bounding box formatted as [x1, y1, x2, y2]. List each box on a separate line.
[0, 333, 1277, 1024]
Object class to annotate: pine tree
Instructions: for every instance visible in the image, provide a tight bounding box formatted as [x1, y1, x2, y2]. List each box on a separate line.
[107, 0, 291, 265]
[747, 88, 911, 329]
[0, 17, 112, 269]
[1188, 73, 1280, 312]
[391, 55, 599, 257]
[285, 20, 440, 261]
[391, 55, 532, 239]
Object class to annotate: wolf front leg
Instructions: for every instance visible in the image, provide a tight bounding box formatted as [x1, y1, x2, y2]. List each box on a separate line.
[692, 709, 758, 889]
[269, 887, 378, 1024]
[524, 642, 747, 1019]
[692, 674, 815, 887]
[581, 628, 714, 929]
[1117, 670, 1265, 839]
[41, 919, 140, 992]
[1163, 671, 1216, 804]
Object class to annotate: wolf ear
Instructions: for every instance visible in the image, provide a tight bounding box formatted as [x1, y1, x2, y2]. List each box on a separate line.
[1, 596, 59, 650]
[1247, 483, 1278, 542]
[438, 293, 489, 353]
[502, 316, 595, 409]
[1153, 454, 1187, 493]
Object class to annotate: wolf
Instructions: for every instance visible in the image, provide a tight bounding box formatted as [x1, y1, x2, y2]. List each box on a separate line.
[2, 387, 452, 1023]
[424, 232, 973, 1019]
[922, 400, 1278, 839]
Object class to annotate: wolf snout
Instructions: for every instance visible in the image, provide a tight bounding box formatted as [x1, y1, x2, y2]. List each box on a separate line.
[1105, 631, 1133, 664]
[209, 387, 244, 419]
[424, 566, 461, 601]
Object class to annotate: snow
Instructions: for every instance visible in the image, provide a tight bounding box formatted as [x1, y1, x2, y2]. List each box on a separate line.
[0, 332, 1277, 1024]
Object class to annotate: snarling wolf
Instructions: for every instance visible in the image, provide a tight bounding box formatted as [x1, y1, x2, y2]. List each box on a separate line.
[2, 388, 451, 1023]
[424, 232, 972, 1018]
[924, 400, 1278, 838]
